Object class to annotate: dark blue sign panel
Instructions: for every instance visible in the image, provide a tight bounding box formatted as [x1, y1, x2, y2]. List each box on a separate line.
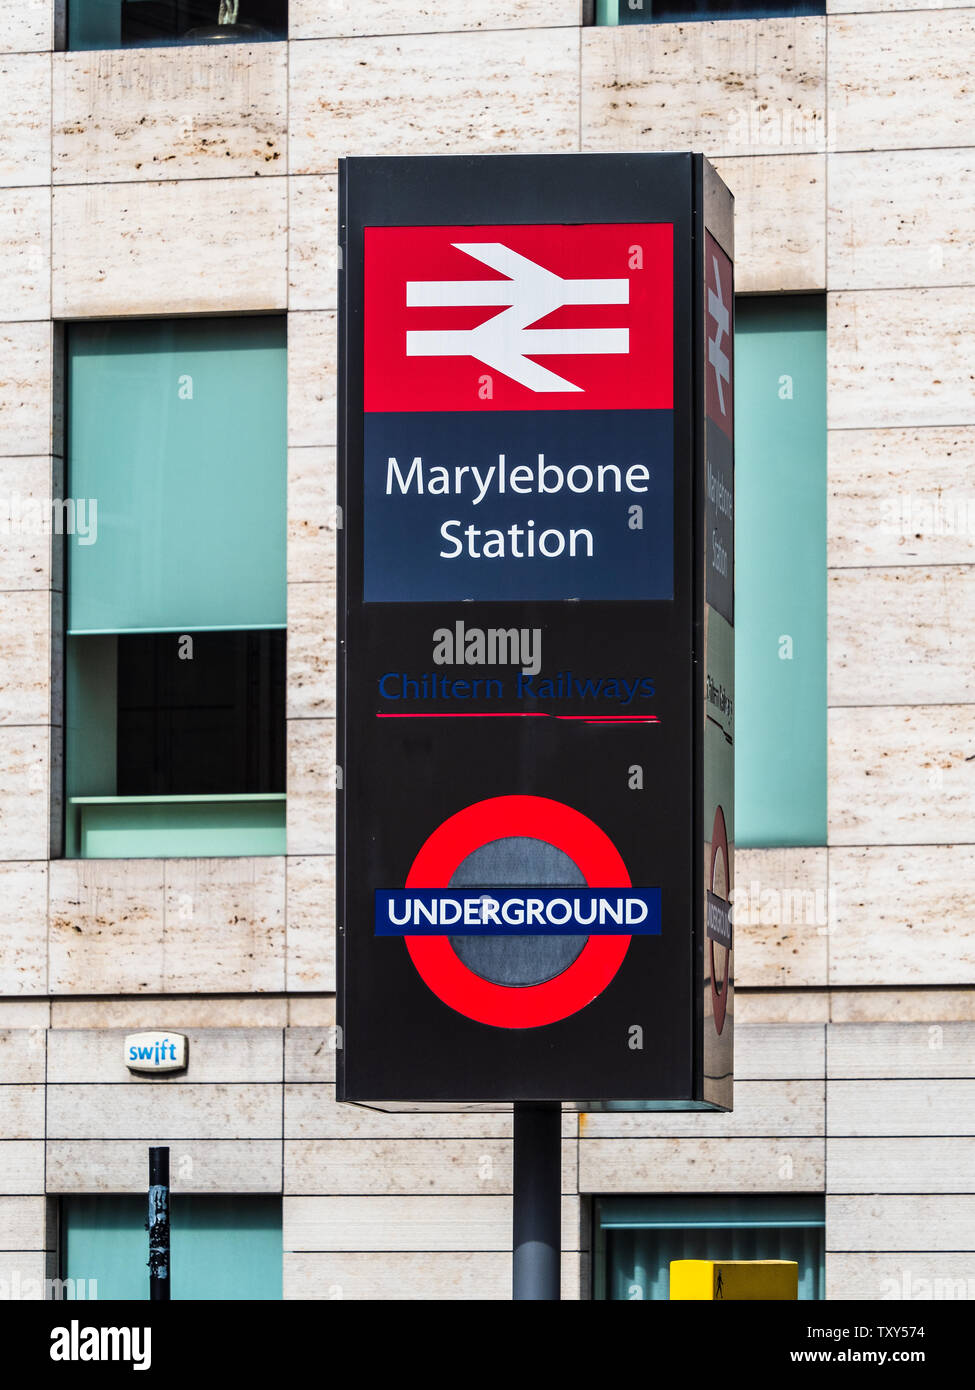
[376, 888, 663, 935]
[706, 889, 732, 950]
[364, 411, 673, 602]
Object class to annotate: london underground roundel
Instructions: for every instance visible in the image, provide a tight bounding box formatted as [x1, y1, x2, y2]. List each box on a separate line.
[403, 795, 632, 1029]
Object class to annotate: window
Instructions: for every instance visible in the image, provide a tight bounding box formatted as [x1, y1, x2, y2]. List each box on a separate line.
[115, 632, 284, 798]
[61, 1195, 282, 1299]
[64, 316, 287, 858]
[597, 0, 823, 22]
[734, 295, 826, 848]
[594, 1195, 825, 1299]
[67, 0, 287, 51]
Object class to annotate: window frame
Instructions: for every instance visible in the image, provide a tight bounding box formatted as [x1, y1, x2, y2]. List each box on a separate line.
[61, 315, 288, 860]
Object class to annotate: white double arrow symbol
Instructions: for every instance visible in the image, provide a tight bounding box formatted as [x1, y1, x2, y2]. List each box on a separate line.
[707, 254, 731, 416]
[405, 243, 629, 393]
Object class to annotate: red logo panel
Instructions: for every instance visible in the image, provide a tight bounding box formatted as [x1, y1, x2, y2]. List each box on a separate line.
[364, 223, 674, 413]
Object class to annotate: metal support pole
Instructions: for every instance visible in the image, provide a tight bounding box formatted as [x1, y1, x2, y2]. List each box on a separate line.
[512, 1102, 561, 1300]
[148, 1146, 170, 1301]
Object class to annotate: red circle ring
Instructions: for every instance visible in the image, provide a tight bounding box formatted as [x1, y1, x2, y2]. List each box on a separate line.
[404, 795, 632, 1029]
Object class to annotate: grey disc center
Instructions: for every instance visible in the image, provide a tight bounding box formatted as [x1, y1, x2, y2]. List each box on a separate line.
[448, 836, 587, 986]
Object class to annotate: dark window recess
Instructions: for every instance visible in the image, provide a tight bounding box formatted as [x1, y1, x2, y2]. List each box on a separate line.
[114, 0, 287, 47]
[595, 1195, 825, 1300]
[116, 631, 285, 796]
[618, 0, 822, 21]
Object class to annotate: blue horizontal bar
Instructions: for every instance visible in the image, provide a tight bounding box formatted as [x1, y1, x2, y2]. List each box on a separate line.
[376, 888, 661, 936]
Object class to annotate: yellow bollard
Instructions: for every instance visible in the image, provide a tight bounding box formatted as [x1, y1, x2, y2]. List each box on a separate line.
[670, 1260, 798, 1300]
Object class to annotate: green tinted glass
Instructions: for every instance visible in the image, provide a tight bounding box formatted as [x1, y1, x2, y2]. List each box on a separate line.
[734, 296, 827, 847]
[61, 1195, 283, 1300]
[67, 317, 286, 635]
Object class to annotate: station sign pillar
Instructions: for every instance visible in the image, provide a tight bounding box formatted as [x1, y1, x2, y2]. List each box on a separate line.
[337, 153, 734, 1115]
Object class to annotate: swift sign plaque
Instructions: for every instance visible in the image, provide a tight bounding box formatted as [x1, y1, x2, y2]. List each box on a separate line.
[337, 154, 734, 1108]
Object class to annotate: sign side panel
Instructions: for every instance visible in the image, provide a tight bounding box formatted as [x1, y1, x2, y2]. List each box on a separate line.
[701, 160, 735, 1110]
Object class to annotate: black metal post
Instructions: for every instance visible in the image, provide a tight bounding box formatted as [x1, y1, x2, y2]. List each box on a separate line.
[512, 1102, 561, 1300]
[147, 1146, 170, 1301]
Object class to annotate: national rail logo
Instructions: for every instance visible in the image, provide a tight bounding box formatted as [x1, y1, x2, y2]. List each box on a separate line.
[363, 222, 674, 413]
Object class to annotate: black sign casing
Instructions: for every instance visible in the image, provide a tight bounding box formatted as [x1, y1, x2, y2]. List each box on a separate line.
[336, 154, 733, 1108]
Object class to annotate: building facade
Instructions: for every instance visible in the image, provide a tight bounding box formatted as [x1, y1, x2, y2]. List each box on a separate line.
[1, 0, 973, 1300]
